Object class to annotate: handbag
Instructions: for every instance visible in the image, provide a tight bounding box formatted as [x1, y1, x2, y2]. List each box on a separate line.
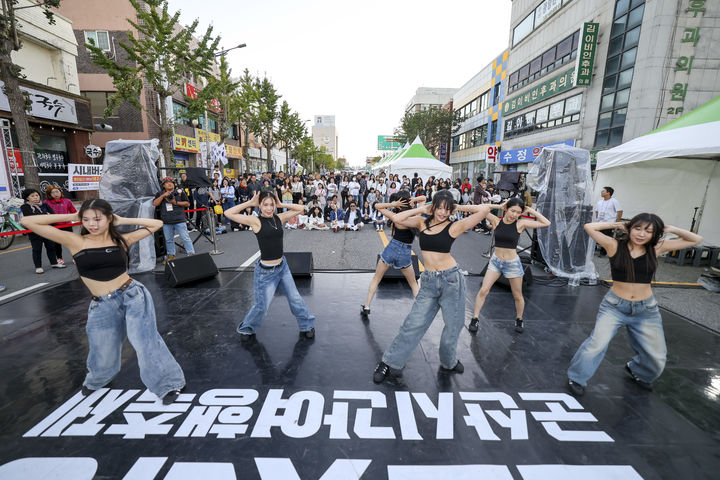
[213, 204, 224, 215]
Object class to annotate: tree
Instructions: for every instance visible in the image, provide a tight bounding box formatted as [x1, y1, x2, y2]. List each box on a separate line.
[0, 0, 61, 191]
[396, 107, 461, 157]
[293, 135, 321, 172]
[252, 76, 281, 172]
[87, 0, 220, 165]
[235, 68, 258, 174]
[276, 101, 305, 173]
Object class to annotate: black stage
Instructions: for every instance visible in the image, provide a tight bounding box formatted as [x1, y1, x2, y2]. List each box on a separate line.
[0, 271, 719, 479]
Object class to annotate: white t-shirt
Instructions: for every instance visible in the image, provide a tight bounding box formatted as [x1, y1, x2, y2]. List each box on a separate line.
[348, 181, 360, 196]
[596, 197, 622, 223]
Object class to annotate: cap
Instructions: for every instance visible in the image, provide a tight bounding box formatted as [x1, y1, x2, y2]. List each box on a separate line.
[161, 177, 175, 185]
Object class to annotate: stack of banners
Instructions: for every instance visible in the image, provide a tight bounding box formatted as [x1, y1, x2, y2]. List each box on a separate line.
[68, 163, 103, 191]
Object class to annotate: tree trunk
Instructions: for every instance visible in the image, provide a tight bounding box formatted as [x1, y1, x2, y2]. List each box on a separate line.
[242, 125, 250, 174]
[0, 37, 40, 192]
[157, 93, 173, 169]
[265, 134, 273, 172]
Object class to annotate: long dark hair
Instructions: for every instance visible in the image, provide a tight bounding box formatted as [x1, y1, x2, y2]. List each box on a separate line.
[78, 199, 129, 262]
[612, 213, 664, 282]
[505, 197, 525, 221]
[424, 190, 455, 229]
[390, 190, 413, 235]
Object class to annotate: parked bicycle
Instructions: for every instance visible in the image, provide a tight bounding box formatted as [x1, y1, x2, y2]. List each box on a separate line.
[0, 197, 25, 250]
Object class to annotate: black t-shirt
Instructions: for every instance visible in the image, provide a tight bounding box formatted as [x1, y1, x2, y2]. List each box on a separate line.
[155, 190, 188, 224]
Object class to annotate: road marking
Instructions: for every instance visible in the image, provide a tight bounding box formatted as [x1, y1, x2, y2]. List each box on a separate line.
[377, 230, 424, 272]
[0, 282, 49, 302]
[240, 250, 261, 268]
[0, 245, 32, 255]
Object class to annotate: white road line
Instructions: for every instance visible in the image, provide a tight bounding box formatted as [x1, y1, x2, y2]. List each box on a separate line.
[240, 250, 261, 268]
[0, 282, 49, 302]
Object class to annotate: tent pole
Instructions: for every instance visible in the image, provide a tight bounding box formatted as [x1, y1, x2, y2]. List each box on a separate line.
[694, 160, 719, 233]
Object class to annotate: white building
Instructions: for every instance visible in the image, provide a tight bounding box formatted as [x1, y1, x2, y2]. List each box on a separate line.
[312, 115, 338, 160]
[405, 87, 458, 113]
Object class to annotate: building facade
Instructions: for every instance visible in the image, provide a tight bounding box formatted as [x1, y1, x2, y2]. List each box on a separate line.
[405, 87, 458, 113]
[312, 115, 338, 160]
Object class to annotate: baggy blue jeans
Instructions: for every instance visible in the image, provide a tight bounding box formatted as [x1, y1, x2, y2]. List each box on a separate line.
[568, 290, 667, 386]
[237, 258, 316, 334]
[163, 222, 195, 256]
[383, 265, 466, 370]
[84, 281, 186, 399]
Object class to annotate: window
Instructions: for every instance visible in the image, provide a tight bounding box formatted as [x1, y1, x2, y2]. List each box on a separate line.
[493, 84, 501, 106]
[502, 93, 583, 140]
[82, 91, 118, 117]
[529, 57, 542, 76]
[508, 31, 579, 93]
[549, 101, 564, 120]
[513, 13, 534, 46]
[490, 120, 498, 142]
[172, 101, 189, 123]
[479, 91, 490, 112]
[556, 36, 572, 59]
[84, 30, 110, 51]
[513, 0, 568, 47]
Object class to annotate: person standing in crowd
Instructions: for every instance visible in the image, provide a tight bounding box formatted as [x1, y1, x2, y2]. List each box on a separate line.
[327, 177, 338, 200]
[21, 189, 66, 274]
[567, 214, 702, 396]
[387, 181, 399, 200]
[281, 177, 294, 211]
[339, 175, 350, 208]
[292, 175, 304, 203]
[376, 178, 387, 202]
[411, 172, 421, 189]
[348, 175, 361, 206]
[366, 188, 377, 213]
[358, 174, 368, 211]
[472, 178, 491, 234]
[372, 191, 491, 383]
[193, 184, 212, 232]
[153, 177, 195, 263]
[207, 178, 223, 225]
[361, 192, 426, 318]
[224, 191, 316, 339]
[595, 186, 623, 256]
[43, 185, 77, 265]
[220, 178, 239, 231]
[236, 177, 249, 204]
[315, 182, 328, 211]
[367, 174, 377, 193]
[468, 198, 551, 334]
[21, 198, 186, 404]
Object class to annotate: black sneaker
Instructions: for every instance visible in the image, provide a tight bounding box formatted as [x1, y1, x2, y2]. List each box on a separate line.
[373, 362, 390, 383]
[514, 318, 524, 333]
[301, 327, 315, 339]
[162, 389, 183, 405]
[624, 363, 653, 390]
[567, 379, 585, 396]
[81, 385, 94, 396]
[468, 317, 479, 332]
[441, 360, 464, 373]
[361, 305, 370, 318]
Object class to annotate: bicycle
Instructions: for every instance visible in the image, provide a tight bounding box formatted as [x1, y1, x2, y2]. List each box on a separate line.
[0, 197, 24, 250]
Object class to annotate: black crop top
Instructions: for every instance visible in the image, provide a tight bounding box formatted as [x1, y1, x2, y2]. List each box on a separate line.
[255, 214, 284, 261]
[418, 221, 455, 253]
[494, 219, 520, 249]
[393, 225, 415, 244]
[610, 252, 655, 284]
[73, 246, 127, 281]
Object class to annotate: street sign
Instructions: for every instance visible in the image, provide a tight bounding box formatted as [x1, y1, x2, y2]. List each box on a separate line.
[377, 135, 406, 151]
[487, 145, 499, 163]
[84, 145, 102, 159]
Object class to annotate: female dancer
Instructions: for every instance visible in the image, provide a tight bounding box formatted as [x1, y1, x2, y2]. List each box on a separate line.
[20, 199, 186, 404]
[224, 191, 316, 339]
[469, 197, 551, 334]
[373, 191, 490, 383]
[361, 191, 425, 318]
[567, 214, 701, 396]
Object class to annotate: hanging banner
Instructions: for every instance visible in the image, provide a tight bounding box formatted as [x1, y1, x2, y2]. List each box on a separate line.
[225, 144, 242, 158]
[68, 163, 102, 191]
[172, 134, 198, 153]
[573, 22, 599, 87]
[502, 68, 576, 115]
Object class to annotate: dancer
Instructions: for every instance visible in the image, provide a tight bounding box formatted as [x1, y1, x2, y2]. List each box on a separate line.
[373, 191, 491, 383]
[361, 192, 425, 318]
[468, 198, 551, 334]
[567, 214, 701, 396]
[224, 191, 316, 339]
[20, 199, 186, 404]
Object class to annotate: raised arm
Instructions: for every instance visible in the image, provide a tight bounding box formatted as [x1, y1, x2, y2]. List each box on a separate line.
[584, 221, 621, 253]
[450, 204, 491, 236]
[656, 225, 702, 255]
[518, 206, 551, 231]
[21, 212, 82, 249]
[277, 200, 306, 223]
[118, 216, 163, 246]
[390, 203, 430, 229]
[224, 192, 261, 229]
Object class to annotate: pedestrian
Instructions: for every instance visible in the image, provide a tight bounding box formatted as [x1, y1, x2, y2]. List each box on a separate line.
[361, 192, 425, 317]
[469, 198, 551, 334]
[208, 178, 223, 225]
[372, 191, 491, 383]
[595, 186, 623, 256]
[329, 201, 345, 232]
[20, 198, 185, 404]
[152, 177, 195, 263]
[224, 192, 316, 339]
[281, 178, 294, 211]
[220, 178, 239, 231]
[567, 214, 702, 396]
[291, 175, 304, 203]
[21, 188, 66, 274]
[43, 185, 77, 265]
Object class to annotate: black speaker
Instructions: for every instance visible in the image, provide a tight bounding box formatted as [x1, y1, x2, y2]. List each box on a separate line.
[479, 259, 533, 289]
[165, 253, 218, 287]
[285, 252, 313, 277]
[379, 254, 421, 279]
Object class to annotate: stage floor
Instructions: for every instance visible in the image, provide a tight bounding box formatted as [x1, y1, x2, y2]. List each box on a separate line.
[0, 270, 718, 479]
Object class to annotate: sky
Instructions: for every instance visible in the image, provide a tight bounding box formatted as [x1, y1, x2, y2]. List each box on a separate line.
[169, 0, 513, 167]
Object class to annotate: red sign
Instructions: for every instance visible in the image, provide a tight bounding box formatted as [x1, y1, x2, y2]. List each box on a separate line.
[487, 145, 499, 164]
[7, 148, 23, 173]
[184, 83, 222, 113]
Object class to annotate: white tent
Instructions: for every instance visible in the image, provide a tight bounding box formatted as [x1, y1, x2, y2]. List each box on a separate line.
[595, 96, 720, 245]
[383, 136, 452, 181]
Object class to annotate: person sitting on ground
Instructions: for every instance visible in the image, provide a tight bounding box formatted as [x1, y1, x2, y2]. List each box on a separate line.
[344, 201, 363, 231]
[296, 199, 308, 228]
[329, 201, 345, 232]
[372, 204, 386, 231]
[307, 206, 328, 230]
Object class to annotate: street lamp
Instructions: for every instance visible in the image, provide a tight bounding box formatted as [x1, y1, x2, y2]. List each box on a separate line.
[214, 43, 246, 57]
[303, 119, 314, 173]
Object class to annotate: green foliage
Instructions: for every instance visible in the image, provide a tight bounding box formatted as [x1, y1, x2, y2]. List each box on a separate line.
[186, 54, 238, 143]
[396, 107, 461, 155]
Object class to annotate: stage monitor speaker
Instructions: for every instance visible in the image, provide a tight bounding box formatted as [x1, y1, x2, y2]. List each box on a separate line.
[165, 253, 218, 287]
[479, 259, 533, 289]
[379, 254, 421, 280]
[285, 252, 313, 277]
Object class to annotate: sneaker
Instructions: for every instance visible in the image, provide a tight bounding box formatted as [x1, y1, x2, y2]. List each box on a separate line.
[373, 362, 390, 383]
[624, 363, 653, 390]
[301, 327, 315, 339]
[361, 305, 370, 317]
[567, 379, 585, 396]
[0, 286, 5, 293]
[35, 267, 44, 274]
[57, 258, 65, 265]
[484, 230, 492, 235]
[51, 263, 66, 269]
[162, 388, 183, 405]
[441, 360, 464, 373]
[468, 317, 479, 332]
[514, 318, 524, 333]
[163, 254, 175, 265]
[81, 385, 94, 396]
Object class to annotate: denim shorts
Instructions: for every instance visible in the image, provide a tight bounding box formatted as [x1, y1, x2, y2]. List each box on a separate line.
[380, 238, 413, 269]
[487, 254, 525, 278]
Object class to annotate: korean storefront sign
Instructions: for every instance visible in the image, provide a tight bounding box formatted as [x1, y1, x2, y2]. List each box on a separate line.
[499, 140, 574, 165]
[172, 134, 198, 153]
[573, 22, 599, 87]
[225, 144, 242, 158]
[68, 163, 102, 191]
[487, 145, 499, 164]
[667, 0, 706, 116]
[0, 81, 78, 124]
[502, 68, 576, 115]
[195, 129, 221, 143]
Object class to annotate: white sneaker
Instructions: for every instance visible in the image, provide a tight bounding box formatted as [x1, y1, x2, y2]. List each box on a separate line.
[51, 263, 67, 269]
[57, 258, 65, 265]
[35, 268, 44, 274]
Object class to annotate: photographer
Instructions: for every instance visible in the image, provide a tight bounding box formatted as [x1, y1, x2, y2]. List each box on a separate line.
[153, 177, 195, 263]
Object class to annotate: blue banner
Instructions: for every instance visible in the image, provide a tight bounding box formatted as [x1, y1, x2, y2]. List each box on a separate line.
[499, 140, 575, 165]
